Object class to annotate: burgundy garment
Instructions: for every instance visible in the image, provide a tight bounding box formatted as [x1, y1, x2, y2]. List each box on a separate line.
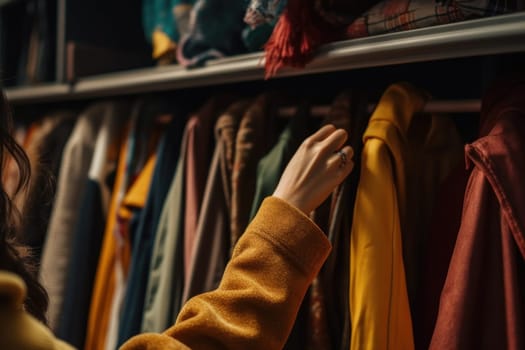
[429, 80, 525, 350]
[415, 162, 469, 350]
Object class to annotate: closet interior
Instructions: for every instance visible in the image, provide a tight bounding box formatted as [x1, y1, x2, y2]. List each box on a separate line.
[1, 0, 525, 349]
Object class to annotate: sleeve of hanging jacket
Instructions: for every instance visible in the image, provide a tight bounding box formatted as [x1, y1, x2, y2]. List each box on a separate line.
[120, 196, 331, 350]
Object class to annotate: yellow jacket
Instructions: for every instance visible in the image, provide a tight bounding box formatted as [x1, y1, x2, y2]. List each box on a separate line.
[349, 83, 419, 350]
[0, 197, 331, 350]
[349, 83, 463, 350]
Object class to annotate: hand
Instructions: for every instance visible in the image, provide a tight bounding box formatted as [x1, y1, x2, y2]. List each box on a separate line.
[273, 124, 354, 215]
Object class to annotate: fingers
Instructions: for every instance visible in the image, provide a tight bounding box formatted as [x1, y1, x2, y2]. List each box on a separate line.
[319, 128, 348, 154]
[345, 145, 354, 160]
[327, 146, 354, 174]
[273, 126, 355, 215]
[308, 124, 336, 143]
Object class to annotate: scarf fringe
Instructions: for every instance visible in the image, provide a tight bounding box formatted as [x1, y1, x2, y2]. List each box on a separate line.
[264, 0, 327, 79]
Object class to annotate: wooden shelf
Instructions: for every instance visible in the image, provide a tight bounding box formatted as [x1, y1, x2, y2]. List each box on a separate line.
[6, 12, 525, 104]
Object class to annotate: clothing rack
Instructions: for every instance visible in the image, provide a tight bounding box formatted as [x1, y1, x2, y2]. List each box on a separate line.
[4, 4, 524, 349]
[278, 99, 482, 117]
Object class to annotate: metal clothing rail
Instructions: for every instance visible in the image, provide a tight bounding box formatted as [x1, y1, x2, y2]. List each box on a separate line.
[278, 99, 482, 117]
[5, 12, 525, 104]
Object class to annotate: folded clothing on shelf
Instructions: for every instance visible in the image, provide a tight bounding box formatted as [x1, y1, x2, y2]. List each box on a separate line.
[347, 0, 521, 38]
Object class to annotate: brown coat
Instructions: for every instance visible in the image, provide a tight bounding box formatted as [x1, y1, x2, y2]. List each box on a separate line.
[430, 79, 525, 349]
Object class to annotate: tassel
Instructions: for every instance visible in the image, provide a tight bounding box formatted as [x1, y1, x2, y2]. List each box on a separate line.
[264, 0, 334, 78]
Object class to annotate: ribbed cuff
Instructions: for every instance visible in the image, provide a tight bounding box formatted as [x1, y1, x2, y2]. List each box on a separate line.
[247, 197, 332, 279]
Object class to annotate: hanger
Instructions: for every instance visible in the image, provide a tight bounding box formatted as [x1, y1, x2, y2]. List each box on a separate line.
[278, 99, 481, 117]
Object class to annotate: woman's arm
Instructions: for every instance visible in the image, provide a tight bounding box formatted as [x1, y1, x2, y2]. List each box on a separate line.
[0, 124, 352, 350]
[122, 125, 353, 350]
[121, 196, 331, 350]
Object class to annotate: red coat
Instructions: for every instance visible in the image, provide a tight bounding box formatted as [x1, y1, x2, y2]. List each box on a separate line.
[430, 79, 525, 349]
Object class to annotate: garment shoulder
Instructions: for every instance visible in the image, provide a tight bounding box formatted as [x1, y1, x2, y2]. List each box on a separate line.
[356, 138, 398, 226]
[0, 271, 26, 308]
[0, 271, 75, 350]
[362, 138, 395, 171]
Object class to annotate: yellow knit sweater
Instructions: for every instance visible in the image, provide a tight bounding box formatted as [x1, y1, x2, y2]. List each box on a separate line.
[0, 197, 331, 350]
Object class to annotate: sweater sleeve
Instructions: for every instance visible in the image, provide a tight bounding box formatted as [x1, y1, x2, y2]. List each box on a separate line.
[120, 196, 331, 350]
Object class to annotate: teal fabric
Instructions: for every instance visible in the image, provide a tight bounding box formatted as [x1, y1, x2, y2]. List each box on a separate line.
[176, 0, 248, 66]
[117, 116, 185, 346]
[242, 22, 274, 52]
[142, 0, 196, 44]
[248, 107, 309, 220]
[141, 126, 188, 333]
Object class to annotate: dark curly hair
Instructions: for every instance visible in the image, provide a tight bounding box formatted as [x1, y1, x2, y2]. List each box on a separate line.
[0, 90, 49, 324]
